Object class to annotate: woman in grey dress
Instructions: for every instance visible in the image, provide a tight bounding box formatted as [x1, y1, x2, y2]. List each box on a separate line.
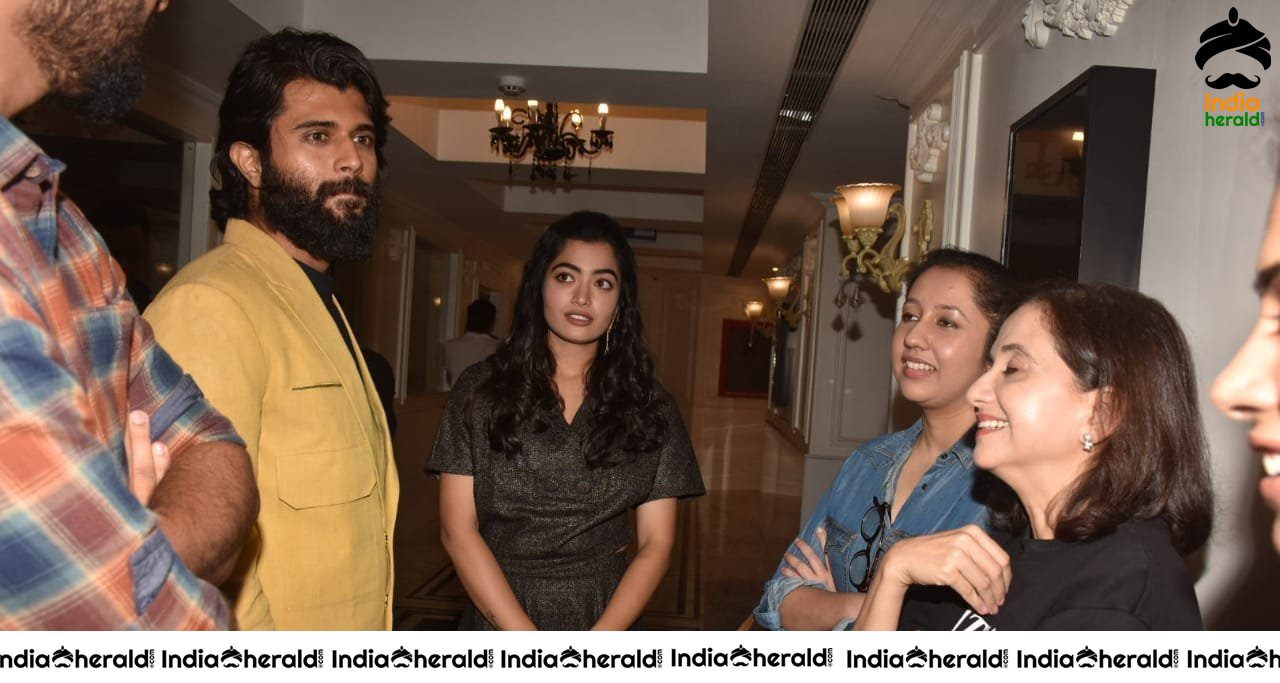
[428, 211, 705, 630]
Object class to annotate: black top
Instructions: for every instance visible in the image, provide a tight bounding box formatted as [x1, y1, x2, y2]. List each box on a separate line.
[426, 361, 705, 629]
[295, 260, 359, 369]
[898, 518, 1203, 630]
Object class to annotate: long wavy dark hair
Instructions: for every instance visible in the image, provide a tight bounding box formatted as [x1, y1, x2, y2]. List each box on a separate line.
[478, 211, 667, 467]
[989, 282, 1214, 555]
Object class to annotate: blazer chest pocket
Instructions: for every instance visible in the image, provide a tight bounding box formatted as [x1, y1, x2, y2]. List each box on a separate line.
[269, 380, 366, 454]
[273, 381, 375, 508]
[276, 445, 376, 509]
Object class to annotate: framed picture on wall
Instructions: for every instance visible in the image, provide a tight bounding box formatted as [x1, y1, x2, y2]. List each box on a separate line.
[1003, 66, 1156, 286]
[718, 319, 770, 398]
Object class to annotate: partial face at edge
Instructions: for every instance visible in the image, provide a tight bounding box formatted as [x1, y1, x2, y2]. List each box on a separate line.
[16, 0, 168, 121]
[1212, 188, 1280, 554]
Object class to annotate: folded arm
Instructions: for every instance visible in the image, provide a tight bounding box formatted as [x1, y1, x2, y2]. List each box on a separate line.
[773, 525, 866, 629]
[0, 291, 233, 629]
[756, 462, 865, 630]
[122, 410, 256, 583]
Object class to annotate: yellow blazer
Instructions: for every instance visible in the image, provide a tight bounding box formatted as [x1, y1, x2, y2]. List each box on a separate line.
[145, 218, 398, 630]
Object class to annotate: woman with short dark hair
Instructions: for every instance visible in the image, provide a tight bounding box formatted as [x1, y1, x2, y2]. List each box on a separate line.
[855, 282, 1214, 630]
[428, 211, 704, 630]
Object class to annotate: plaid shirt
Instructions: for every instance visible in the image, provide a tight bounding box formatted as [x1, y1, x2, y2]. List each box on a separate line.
[0, 116, 242, 629]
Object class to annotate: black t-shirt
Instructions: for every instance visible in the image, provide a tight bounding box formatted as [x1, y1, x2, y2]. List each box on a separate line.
[898, 518, 1203, 630]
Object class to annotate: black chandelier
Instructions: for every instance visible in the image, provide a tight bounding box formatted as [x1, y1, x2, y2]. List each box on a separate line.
[489, 98, 614, 181]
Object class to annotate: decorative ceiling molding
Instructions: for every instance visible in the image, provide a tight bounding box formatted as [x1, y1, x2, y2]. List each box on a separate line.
[908, 103, 950, 183]
[1022, 0, 1137, 49]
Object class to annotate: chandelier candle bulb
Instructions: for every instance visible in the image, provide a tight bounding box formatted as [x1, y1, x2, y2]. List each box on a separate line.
[598, 102, 609, 128]
[501, 106, 512, 124]
[494, 98, 505, 122]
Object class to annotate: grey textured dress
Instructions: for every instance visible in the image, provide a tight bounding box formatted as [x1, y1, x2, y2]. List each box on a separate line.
[427, 361, 705, 630]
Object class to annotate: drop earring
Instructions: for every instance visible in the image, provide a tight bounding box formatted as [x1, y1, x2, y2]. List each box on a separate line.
[1081, 432, 1094, 452]
[604, 318, 615, 354]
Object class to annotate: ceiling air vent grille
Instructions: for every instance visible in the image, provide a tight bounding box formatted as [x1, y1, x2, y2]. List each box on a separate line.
[727, 0, 871, 276]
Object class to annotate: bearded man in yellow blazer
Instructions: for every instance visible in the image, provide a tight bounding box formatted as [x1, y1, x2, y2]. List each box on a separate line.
[145, 30, 397, 630]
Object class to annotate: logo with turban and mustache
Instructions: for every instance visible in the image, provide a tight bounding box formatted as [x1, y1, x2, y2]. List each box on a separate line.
[1197, 7, 1270, 89]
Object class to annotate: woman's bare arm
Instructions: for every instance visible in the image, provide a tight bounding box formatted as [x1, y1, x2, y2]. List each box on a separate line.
[591, 497, 677, 630]
[854, 525, 1011, 631]
[439, 473, 537, 630]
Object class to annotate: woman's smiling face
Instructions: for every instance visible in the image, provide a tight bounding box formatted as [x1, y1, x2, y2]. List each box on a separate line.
[891, 266, 992, 413]
[966, 303, 1098, 483]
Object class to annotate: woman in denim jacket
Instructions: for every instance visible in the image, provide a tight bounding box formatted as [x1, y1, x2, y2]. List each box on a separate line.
[755, 249, 1011, 630]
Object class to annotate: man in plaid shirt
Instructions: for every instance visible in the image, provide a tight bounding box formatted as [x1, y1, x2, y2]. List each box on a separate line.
[0, 0, 258, 628]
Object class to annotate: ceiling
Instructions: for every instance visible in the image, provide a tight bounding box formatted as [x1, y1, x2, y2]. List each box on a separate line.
[141, 0, 1007, 278]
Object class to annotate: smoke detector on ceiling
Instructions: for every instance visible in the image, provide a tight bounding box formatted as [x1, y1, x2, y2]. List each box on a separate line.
[497, 75, 526, 97]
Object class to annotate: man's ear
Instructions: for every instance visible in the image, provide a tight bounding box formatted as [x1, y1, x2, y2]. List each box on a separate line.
[228, 142, 263, 189]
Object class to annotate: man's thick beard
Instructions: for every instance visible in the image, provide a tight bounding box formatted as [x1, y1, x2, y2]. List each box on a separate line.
[18, 1, 149, 122]
[259, 162, 379, 264]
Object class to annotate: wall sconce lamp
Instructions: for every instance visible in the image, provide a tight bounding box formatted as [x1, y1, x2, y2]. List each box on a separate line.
[833, 183, 934, 295]
[762, 267, 809, 328]
[743, 299, 769, 347]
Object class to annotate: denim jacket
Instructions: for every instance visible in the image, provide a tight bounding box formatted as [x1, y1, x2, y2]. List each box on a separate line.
[754, 419, 991, 630]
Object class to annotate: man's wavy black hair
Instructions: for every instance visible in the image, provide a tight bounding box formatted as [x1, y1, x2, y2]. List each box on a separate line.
[210, 28, 389, 230]
[478, 211, 667, 468]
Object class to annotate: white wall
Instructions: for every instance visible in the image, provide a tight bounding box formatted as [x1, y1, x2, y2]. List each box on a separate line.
[228, 0, 305, 31]
[798, 207, 898, 521]
[299, 0, 708, 73]
[958, 0, 1280, 627]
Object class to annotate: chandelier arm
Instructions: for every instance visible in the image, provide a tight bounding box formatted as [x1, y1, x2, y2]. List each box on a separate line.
[559, 132, 584, 160]
[509, 107, 533, 127]
[509, 133, 533, 161]
[558, 113, 580, 138]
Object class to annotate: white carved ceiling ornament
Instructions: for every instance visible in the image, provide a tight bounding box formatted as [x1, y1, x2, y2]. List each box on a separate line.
[1022, 0, 1137, 49]
[908, 103, 950, 184]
